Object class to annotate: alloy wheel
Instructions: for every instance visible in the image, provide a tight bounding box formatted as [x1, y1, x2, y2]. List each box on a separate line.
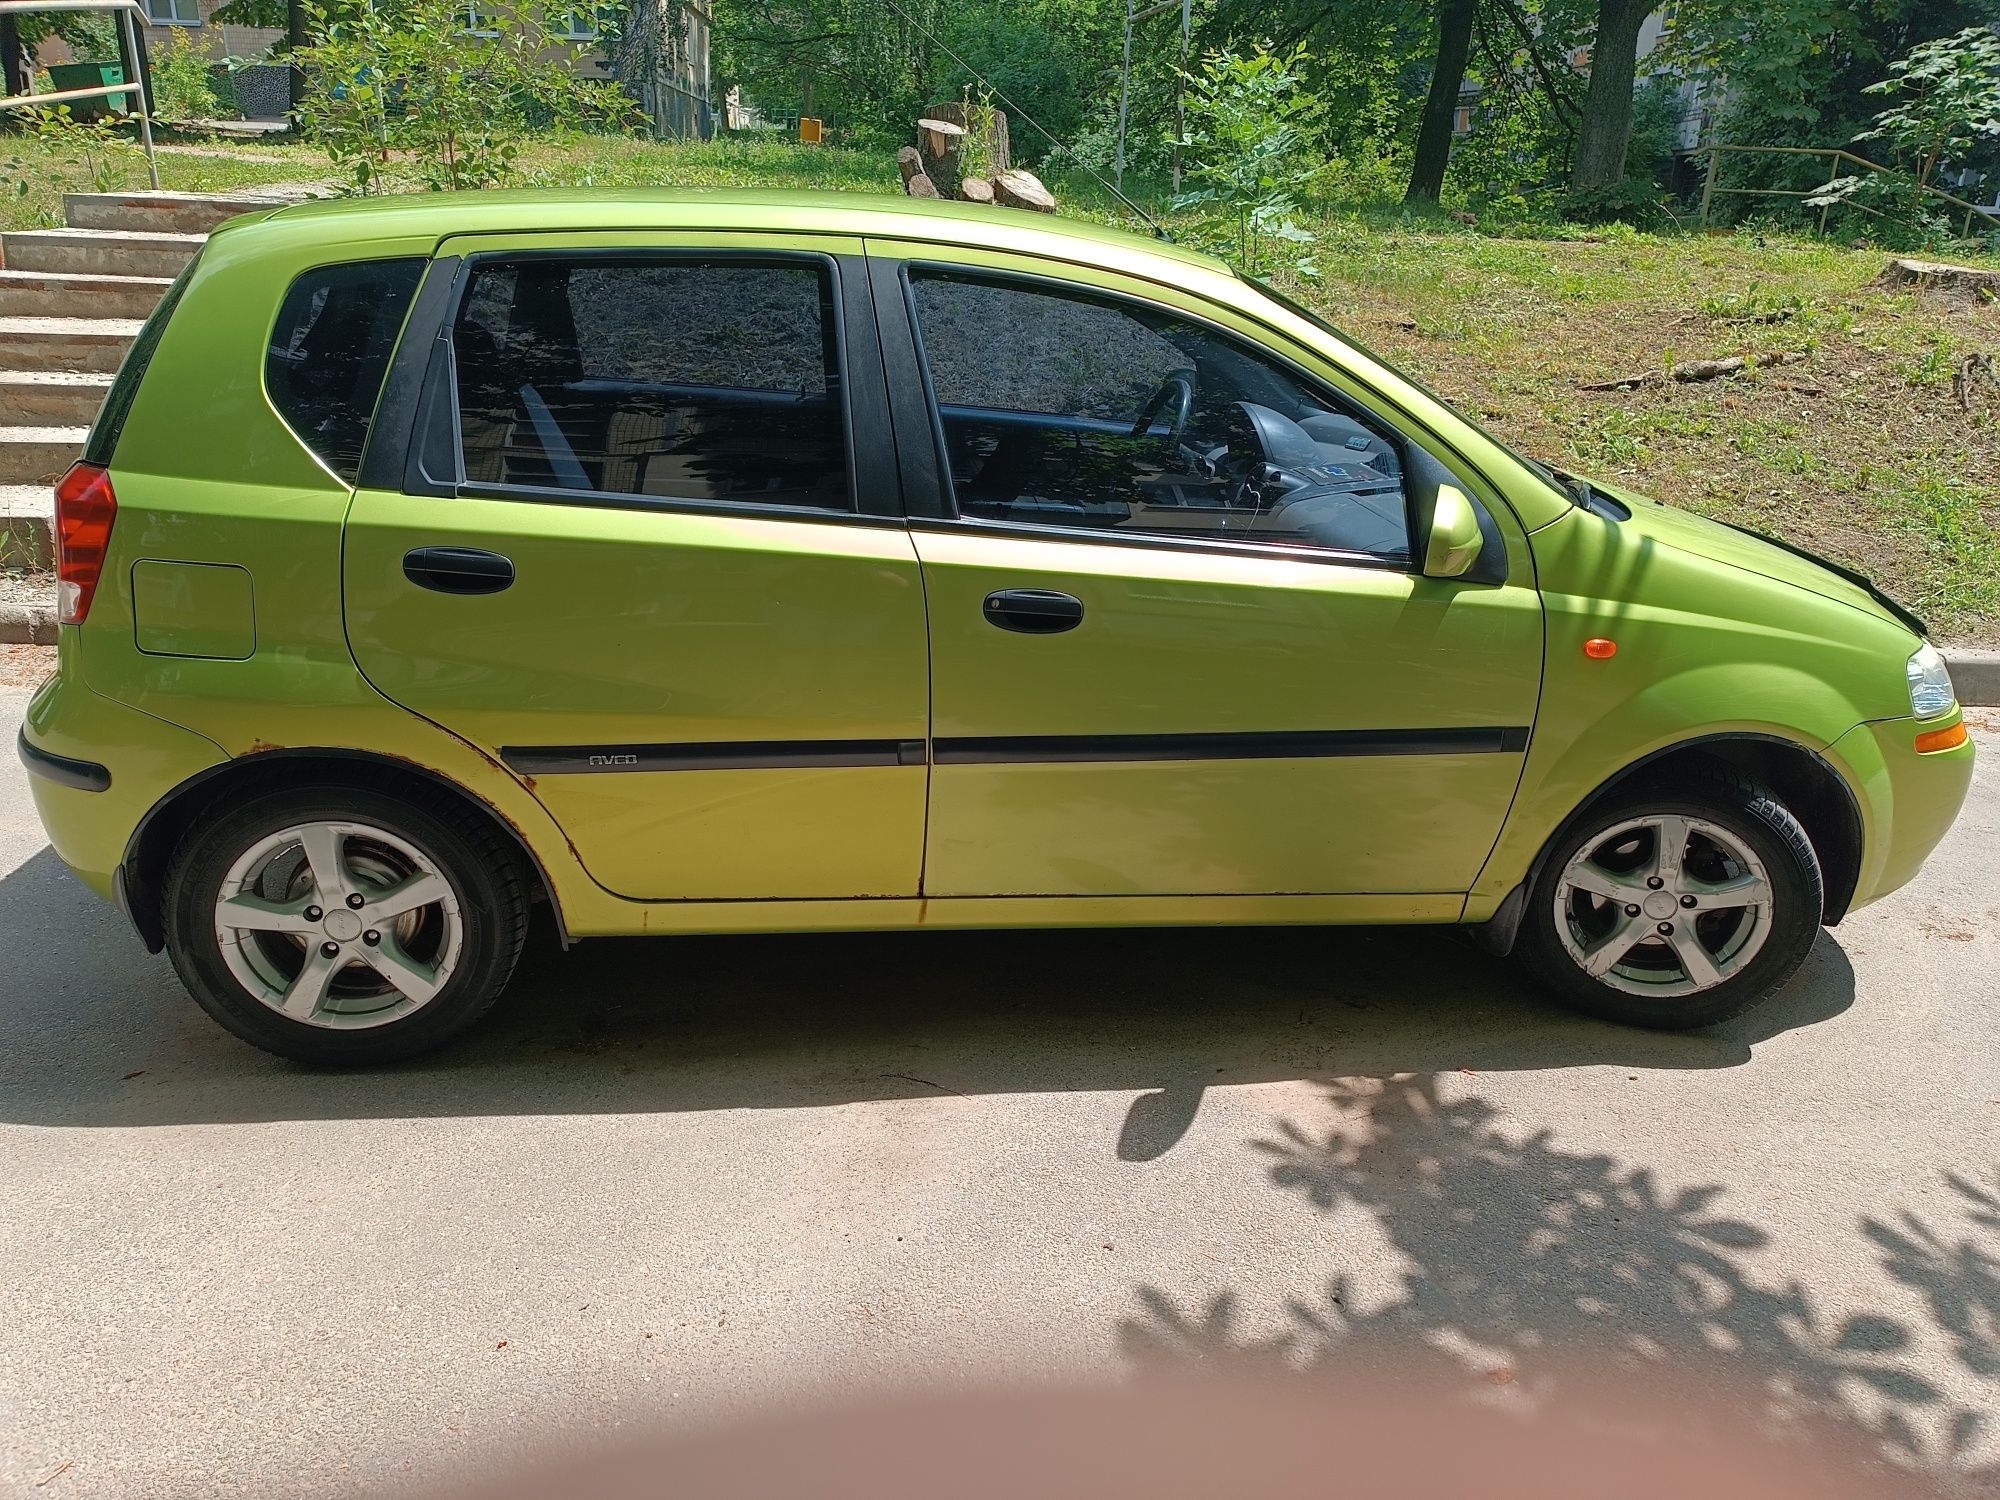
[212, 821, 463, 1029]
[1553, 814, 1775, 999]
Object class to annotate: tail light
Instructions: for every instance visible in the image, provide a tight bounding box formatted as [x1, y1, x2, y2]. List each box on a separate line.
[54, 461, 117, 626]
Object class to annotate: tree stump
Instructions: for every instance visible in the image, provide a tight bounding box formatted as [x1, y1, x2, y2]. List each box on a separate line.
[960, 176, 994, 205]
[1870, 257, 2000, 301]
[920, 102, 1011, 199]
[993, 168, 1056, 213]
[915, 117, 966, 198]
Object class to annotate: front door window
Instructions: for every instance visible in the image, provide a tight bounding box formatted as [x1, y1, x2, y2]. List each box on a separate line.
[907, 269, 1413, 562]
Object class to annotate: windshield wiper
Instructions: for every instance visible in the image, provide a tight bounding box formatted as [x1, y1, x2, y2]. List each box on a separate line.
[1550, 466, 1595, 508]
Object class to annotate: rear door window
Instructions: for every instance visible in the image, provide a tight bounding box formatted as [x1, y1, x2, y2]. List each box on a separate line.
[448, 257, 852, 512]
[266, 258, 425, 483]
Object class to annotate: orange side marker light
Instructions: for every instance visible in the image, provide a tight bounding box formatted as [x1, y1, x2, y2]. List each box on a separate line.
[1915, 722, 1968, 754]
[1583, 638, 1618, 660]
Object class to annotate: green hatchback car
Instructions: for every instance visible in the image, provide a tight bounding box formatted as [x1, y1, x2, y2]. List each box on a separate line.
[19, 189, 1975, 1062]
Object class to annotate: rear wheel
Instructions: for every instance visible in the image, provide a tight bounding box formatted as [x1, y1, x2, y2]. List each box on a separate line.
[1515, 777, 1823, 1030]
[163, 786, 530, 1064]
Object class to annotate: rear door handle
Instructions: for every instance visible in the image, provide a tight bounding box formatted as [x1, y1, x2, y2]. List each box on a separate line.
[403, 547, 514, 595]
[984, 589, 1084, 634]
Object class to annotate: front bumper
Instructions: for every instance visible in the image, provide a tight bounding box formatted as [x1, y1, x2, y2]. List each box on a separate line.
[1825, 709, 1976, 913]
[21, 663, 226, 903]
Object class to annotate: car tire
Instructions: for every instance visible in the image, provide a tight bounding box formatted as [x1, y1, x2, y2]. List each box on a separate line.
[1514, 774, 1824, 1031]
[162, 784, 530, 1064]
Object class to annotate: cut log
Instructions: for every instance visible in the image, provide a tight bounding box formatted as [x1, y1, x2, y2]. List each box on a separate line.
[1577, 351, 1808, 392]
[897, 145, 943, 198]
[959, 176, 994, 205]
[1870, 257, 2000, 299]
[993, 168, 1056, 213]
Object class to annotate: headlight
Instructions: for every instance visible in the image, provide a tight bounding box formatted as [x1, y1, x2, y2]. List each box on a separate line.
[1906, 643, 1956, 719]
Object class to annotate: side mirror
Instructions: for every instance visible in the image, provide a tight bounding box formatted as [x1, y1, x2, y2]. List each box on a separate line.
[1423, 485, 1484, 580]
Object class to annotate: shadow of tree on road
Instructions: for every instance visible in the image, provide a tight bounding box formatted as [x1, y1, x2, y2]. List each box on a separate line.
[1120, 1075, 1999, 1490]
[1865, 1172, 2000, 1385]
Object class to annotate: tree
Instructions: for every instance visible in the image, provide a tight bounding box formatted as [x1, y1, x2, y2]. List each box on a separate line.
[710, 0, 945, 143]
[1859, 23, 2000, 192]
[1662, 0, 1995, 161]
[1173, 41, 1319, 272]
[1567, 0, 1649, 197]
[1404, 0, 1479, 203]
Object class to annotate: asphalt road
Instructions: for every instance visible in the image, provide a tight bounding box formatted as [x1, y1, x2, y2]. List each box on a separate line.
[2, 663, 1997, 1497]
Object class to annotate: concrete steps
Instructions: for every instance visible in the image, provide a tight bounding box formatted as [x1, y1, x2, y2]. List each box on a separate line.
[1, 484, 55, 571]
[0, 268, 173, 321]
[0, 370, 113, 426]
[0, 317, 144, 374]
[0, 193, 300, 597]
[63, 190, 288, 235]
[0, 426, 88, 487]
[0, 228, 206, 280]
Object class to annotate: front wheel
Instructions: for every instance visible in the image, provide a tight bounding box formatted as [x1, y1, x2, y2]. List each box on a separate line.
[1514, 776, 1824, 1030]
[162, 785, 530, 1064]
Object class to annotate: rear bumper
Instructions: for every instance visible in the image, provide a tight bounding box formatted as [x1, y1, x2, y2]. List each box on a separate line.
[21, 662, 226, 905]
[1825, 710, 1976, 912]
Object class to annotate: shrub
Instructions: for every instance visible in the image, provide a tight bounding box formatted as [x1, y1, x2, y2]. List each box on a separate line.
[151, 27, 222, 124]
[292, 0, 641, 194]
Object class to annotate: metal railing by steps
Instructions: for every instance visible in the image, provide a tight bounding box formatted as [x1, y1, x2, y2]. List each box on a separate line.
[0, 189, 289, 587]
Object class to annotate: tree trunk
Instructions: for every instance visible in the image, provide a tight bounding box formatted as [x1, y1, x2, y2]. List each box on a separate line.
[286, 0, 308, 114]
[1, 15, 25, 99]
[1404, 0, 1479, 206]
[1568, 0, 1649, 197]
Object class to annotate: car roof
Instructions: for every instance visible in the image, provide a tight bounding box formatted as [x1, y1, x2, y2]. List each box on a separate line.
[254, 186, 1234, 278]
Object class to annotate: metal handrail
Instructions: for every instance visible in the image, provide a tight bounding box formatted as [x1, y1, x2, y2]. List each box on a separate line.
[1697, 142, 1999, 239]
[0, 0, 157, 189]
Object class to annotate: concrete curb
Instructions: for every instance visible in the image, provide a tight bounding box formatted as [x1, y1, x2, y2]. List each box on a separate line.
[1947, 649, 2000, 710]
[2, 598, 1998, 704]
[0, 603, 56, 645]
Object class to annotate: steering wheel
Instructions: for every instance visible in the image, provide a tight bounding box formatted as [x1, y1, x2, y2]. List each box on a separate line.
[1129, 369, 1196, 448]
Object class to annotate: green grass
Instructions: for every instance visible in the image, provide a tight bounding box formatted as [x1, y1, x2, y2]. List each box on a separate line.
[5, 127, 1997, 638]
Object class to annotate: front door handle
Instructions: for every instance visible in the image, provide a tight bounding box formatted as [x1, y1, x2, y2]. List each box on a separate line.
[403, 547, 515, 596]
[984, 589, 1084, 634]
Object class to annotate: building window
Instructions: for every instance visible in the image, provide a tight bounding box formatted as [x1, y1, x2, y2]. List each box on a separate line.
[1453, 104, 1474, 136]
[460, 1, 497, 34]
[551, 4, 611, 39]
[144, 0, 201, 24]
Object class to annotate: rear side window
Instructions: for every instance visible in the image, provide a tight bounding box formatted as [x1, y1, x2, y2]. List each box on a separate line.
[267, 258, 425, 483]
[449, 257, 851, 512]
[82, 252, 201, 468]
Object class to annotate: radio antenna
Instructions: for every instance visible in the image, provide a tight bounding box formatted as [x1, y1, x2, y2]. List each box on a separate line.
[868, 0, 1174, 239]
